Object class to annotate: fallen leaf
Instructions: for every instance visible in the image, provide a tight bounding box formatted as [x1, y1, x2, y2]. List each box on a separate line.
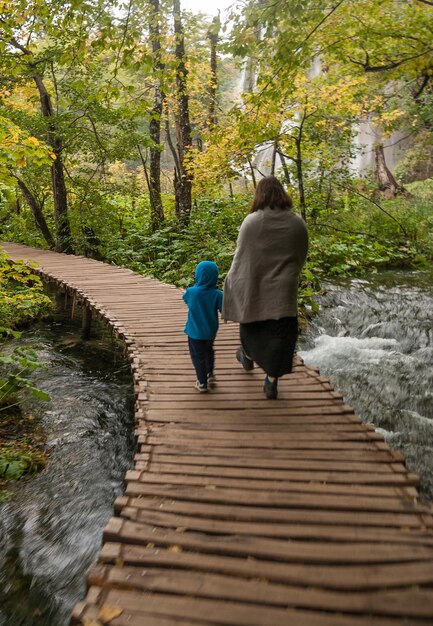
[168, 545, 183, 553]
[98, 604, 123, 624]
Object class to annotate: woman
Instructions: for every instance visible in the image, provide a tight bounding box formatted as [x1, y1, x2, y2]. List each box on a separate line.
[222, 176, 308, 399]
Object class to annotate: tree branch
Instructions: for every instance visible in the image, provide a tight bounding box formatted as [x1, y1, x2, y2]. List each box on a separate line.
[113, 0, 133, 78]
[348, 47, 433, 73]
[331, 180, 408, 237]
[413, 72, 431, 100]
[254, 0, 347, 102]
[87, 115, 107, 156]
[165, 113, 181, 179]
[137, 144, 153, 201]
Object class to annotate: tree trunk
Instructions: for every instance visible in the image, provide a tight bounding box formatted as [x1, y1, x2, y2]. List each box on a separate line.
[148, 0, 165, 230]
[295, 136, 306, 221]
[16, 178, 55, 248]
[33, 73, 73, 252]
[270, 140, 278, 176]
[173, 0, 193, 222]
[228, 180, 234, 199]
[374, 144, 408, 199]
[277, 150, 292, 187]
[247, 157, 257, 189]
[207, 14, 220, 128]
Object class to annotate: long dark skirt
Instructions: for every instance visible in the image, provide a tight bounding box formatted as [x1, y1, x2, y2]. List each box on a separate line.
[240, 316, 298, 378]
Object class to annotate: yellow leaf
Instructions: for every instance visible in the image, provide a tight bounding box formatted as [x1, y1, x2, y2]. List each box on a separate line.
[28, 136, 40, 146]
[168, 545, 183, 553]
[98, 604, 123, 623]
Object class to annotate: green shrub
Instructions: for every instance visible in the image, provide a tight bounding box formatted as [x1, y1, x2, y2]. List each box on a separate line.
[0, 344, 50, 412]
[0, 250, 53, 328]
[0, 440, 47, 480]
[0, 250, 51, 417]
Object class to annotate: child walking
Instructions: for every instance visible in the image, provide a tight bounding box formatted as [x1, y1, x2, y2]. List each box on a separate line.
[183, 261, 223, 392]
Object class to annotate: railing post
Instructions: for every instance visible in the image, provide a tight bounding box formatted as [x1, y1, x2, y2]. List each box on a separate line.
[71, 295, 76, 320]
[81, 306, 92, 340]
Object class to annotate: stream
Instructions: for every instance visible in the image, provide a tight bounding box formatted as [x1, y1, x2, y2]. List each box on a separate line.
[299, 270, 433, 500]
[0, 318, 135, 626]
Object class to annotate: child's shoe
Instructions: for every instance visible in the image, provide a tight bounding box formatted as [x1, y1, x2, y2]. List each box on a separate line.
[263, 376, 278, 399]
[195, 380, 208, 393]
[207, 372, 216, 387]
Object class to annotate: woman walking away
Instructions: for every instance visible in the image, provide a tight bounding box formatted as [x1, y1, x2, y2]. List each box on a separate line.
[222, 176, 308, 399]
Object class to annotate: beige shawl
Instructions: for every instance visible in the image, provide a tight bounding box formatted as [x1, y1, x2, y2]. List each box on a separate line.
[222, 207, 308, 323]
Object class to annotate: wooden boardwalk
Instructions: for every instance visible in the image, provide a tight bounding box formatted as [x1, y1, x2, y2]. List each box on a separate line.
[3, 241, 433, 625]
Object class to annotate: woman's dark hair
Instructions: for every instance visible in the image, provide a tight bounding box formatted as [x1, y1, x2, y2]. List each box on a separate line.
[250, 176, 293, 212]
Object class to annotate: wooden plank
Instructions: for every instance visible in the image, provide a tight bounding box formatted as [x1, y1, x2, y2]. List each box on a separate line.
[126, 470, 418, 498]
[144, 436, 387, 450]
[76, 587, 429, 626]
[104, 518, 433, 564]
[145, 453, 408, 473]
[115, 496, 433, 528]
[146, 422, 373, 433]
[100, 543, 433, 590]
[118, 506, 433, 545]
[124, 483, 429, 513]
[145, 461, 418, 486]
[88, 563, 433, 618]
[143, 444, 404, 462]
[148, 424, 378, 437]
[145, 406, 361, 421]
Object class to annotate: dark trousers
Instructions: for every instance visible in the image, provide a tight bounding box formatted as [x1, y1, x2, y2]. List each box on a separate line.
[188, 337, 215, 386]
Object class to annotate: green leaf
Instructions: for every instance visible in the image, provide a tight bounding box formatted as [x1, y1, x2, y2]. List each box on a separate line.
[30, 388, 51, 401]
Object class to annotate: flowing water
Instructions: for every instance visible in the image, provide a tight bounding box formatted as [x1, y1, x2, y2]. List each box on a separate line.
[299, 270, 433, 500]
[0, 319, 135, 626]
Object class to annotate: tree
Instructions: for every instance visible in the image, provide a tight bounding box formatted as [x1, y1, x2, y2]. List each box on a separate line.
[0, 30, 73, 251]
[0, 116, 55, 246]
[1, 0, 154, 249]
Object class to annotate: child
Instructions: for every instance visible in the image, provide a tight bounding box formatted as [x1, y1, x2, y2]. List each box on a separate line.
[183, 261, 223, 392]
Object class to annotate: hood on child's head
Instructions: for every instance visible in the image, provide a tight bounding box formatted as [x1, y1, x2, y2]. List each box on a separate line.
[195, 261, 219, 288]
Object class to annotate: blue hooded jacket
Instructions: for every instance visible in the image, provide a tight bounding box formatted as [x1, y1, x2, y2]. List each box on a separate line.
[183, 261, 223, 340]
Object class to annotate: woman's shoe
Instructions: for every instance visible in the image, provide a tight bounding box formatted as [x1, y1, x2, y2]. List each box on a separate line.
[195, 380, 208, 393]
[263, 376, 278, 399]
[236, 346, 254, 371]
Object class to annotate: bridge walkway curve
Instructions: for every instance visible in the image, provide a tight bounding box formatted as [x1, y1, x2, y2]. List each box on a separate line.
[3, 241, 433, 626]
